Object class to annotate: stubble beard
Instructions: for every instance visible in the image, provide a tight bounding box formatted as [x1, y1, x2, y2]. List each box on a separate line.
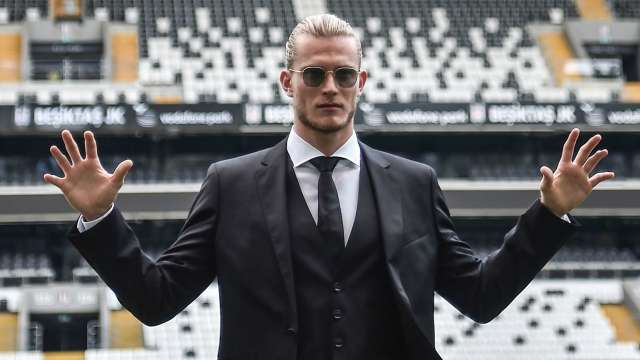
[295, 97, 358, 134]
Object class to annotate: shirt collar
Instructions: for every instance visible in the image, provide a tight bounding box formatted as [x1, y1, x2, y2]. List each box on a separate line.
[287, 126, 361, 168]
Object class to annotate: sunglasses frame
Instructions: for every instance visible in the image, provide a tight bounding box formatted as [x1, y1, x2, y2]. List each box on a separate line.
[288, 66, 361, 88]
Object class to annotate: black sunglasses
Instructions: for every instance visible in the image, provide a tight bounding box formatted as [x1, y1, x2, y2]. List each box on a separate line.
[288, 66, 360, 88]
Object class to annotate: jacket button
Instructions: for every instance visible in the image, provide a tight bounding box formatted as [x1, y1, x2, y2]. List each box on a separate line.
[333, 282, 343, 293]
[334, 337, 344, 348]
[287, 327, 296, 335]
[332, 308, 344, 320]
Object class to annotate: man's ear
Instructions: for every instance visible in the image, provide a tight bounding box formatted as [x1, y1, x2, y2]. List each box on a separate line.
[279, 70, 293, 98]
[357, 69, 368, 93]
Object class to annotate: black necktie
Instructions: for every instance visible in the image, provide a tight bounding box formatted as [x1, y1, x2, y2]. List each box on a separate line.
[309, 156, 344, 269]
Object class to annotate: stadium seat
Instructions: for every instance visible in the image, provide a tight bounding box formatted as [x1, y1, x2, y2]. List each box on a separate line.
[611, 0, 640, 18]
[81, 280, 640, 360]
[435, 279, 640, 360]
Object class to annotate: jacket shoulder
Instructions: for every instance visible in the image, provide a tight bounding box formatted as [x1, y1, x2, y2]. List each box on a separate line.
[364, 144, 437, 178]
[206, 147, 271, 177]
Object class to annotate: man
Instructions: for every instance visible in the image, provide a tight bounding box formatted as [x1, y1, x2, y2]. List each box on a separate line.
[44, 14, 614, 360]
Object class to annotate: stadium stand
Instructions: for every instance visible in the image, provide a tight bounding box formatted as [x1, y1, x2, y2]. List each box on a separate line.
[80, 281, 640, 359]
[611, 0, 640, 19]
[0, 0, 636, 184]
[0, 0, 639, 359]
[435, 279, 640, 360]
[328, 0, 577, 103]
[0, 218, 630, 295]
[109, 0, 572, 103]
[1, 139, 639, 184]
[0, 1, 48, 22]
[4, 0, 576, 102]
[0, 253, 54, 286]
[0, 0, 630, 103]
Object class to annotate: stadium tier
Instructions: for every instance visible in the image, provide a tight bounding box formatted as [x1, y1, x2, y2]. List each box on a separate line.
[611, 0, 640, 19]
[435, 279, 640, 360]
[0, 218, 637, 284]
[0, 0, 631, 103]
[0, 135, 639, 185]
[0, 0, 639, 359]
[1, 281, 638, 359]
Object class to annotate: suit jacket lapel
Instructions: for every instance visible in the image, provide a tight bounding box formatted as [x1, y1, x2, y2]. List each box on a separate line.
[361, 142, 439, 352]
[255, 137, 298, 332]
[360, 142, 404, 262]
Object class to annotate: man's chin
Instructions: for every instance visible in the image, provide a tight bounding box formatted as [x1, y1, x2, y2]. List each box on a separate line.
[308, 120, 350, 134]
[300, 114, 351, 134]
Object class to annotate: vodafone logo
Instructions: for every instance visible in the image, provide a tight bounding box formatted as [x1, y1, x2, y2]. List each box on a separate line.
[134, 103, 157, 128]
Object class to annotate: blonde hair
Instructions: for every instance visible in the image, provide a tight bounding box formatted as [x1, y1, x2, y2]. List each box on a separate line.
[285, 14, 362, 69]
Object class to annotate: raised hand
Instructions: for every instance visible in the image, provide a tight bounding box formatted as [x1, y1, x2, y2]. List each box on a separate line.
[539, 128, 615, 217]
[43, 130, 133, 221]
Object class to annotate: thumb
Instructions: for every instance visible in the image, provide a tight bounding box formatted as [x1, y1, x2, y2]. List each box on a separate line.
[112, 159, 133, 186]
[539, 166, 554, 190]
[43, 173, 65, 189]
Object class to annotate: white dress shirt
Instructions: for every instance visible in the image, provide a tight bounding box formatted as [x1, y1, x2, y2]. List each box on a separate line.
[77, 203, 113, 232]
[287, 127, 361, 244]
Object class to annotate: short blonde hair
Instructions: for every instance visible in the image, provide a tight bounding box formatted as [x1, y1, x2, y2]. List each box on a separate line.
[285, 14, 362, 69]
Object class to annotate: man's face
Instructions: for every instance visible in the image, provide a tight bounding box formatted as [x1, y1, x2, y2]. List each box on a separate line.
[280, 34, 367, 135]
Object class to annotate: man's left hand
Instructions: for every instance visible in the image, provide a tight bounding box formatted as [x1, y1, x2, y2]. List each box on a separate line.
[539, 128, 615, 217]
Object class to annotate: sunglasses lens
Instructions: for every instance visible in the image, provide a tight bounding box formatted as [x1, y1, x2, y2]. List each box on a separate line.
[302, 68, 325, 87]
[335, 68, 358, 87]
[298, 67, 359, 87]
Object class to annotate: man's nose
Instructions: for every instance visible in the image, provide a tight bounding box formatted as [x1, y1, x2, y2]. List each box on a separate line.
[321, 73, 339, 95]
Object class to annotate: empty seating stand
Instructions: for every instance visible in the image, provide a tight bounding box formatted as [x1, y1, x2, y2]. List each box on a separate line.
[0, 253, 54, 287]
[0, 0, 625, 104]
[129, 0, 297, 103]
[77, 0, 580, 104]
[85, 285, 221, 360]
[2, 145, 637, 184]
[0, 1, 47, 22]
[610, 0, 640, 19]
[435, 279, 640, 360]
[85, 0, 136, 22]
[82, 280, 640, 359]
[327, 0, 580, 103]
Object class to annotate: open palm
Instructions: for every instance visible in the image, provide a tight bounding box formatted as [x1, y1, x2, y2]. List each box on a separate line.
[539, 128, 615, 217]
[44, 130, 133, 221]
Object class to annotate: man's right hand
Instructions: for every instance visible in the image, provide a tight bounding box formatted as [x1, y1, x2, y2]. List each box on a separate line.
[44, 130, 133, 221]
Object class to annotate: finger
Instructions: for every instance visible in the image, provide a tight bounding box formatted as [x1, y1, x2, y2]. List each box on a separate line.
[574, 134, 602, 166]
[50, 145, 72, 173]
[84, 131, 98, 160]
[62, 130, 83, 164]
[560, 128, 579, 164]
[539, 166, 554, 190]
[43, 173, 65, 189]
[588, 172, 615, 188]
[111, 159, 133, 186]
[583, 149, 608, 174]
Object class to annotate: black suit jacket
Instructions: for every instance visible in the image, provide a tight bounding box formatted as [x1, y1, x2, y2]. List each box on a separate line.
[69, 138, 577, 359]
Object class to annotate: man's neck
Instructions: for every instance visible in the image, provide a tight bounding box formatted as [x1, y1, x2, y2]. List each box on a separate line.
[293, 124, 353, 156]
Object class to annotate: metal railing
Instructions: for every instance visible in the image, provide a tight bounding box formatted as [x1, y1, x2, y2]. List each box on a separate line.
[27, 321, 43, 352]
[86, 320, 101, 350]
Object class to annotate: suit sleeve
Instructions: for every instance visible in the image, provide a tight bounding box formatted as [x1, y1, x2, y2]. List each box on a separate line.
[430, 168, 578, 323]
[68, 165, 220, 326]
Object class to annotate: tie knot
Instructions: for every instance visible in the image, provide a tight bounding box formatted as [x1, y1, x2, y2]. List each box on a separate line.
[310, 156, 341, 173]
